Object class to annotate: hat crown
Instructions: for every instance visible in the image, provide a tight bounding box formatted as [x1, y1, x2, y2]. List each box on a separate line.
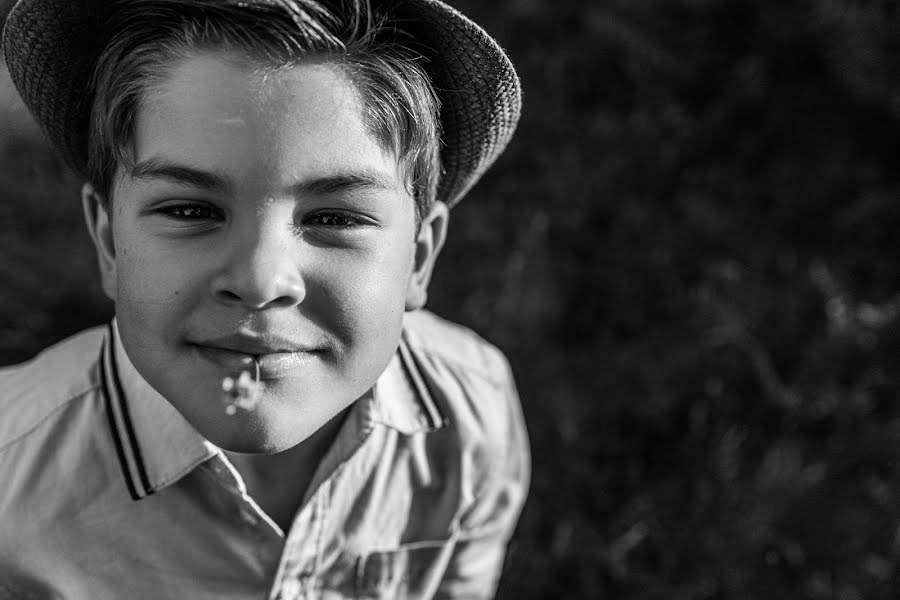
[2, 0, 521, 206]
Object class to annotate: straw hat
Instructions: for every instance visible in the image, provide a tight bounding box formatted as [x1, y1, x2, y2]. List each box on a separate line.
[1, 0, 521, 206]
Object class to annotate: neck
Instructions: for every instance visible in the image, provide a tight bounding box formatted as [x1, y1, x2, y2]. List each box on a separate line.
[224, 407, 349, 529]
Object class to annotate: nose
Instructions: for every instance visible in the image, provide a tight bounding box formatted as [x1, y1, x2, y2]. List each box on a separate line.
[210, 220, 305, 310]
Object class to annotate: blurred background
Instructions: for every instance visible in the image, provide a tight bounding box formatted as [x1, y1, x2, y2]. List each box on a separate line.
[2, 0, 899, 598]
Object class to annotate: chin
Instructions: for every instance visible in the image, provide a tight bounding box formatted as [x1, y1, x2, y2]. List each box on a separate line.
[198, 407, 310, 454]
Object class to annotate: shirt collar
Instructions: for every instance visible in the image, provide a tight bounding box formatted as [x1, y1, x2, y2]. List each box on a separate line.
[100, 320, 446, 502]
[370, 333, 446, 435]
[100, 320, 216, 501]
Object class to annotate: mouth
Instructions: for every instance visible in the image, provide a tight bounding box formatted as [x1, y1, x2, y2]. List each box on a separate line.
[188, 335, 322, 379]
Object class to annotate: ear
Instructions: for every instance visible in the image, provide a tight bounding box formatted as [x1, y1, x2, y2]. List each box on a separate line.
[405, 201, 449, 311]
[81, 182, 118, 301]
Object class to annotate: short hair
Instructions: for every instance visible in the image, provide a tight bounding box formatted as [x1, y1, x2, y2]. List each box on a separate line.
[86, 0, 442, 227]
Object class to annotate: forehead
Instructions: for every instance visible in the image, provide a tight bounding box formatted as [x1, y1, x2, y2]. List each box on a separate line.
[129, 52, 399, 191]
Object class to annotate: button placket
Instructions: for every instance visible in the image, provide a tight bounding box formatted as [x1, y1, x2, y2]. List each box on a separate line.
[307, 484, 331, 597]
[270, 480, 332, 599]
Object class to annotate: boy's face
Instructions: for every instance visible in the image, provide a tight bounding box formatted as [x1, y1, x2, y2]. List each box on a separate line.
[83, 52, 446, 453]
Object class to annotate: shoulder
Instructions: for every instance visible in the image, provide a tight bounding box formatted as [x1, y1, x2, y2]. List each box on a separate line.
[402, 311, 529, 477]
[402, 310, 530, 533]
[0, 326, 106, 452]
[402, 309, 512, 387]
[0, 326, 123, 569]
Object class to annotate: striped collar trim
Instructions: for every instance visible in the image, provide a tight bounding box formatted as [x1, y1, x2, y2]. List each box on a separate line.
[99, 322, 215, 502]
[99, 324, 153, 501]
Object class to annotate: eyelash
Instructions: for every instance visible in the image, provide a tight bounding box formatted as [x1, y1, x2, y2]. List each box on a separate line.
[155, 204, 371, 229]
[303, 212, 369, 229]
[159, 204, 221, 221]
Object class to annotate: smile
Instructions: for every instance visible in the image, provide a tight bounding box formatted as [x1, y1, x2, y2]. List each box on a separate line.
[190, 342, 321, 379]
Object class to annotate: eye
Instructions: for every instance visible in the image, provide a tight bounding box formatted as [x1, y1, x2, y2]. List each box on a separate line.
[303, 211, 371, 229]
[156, 203, 223, 221]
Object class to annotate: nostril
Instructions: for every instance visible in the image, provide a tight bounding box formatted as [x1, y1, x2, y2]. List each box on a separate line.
[269, 295, 298, 308]
[217, 290, 242, 303]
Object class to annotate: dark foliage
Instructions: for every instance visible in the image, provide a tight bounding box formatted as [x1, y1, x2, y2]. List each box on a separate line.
[2, 0, 899, 598]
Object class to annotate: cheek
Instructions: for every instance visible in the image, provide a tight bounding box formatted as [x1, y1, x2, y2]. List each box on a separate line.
[310, 241, 414, 341]
[114, 236, 204, 324]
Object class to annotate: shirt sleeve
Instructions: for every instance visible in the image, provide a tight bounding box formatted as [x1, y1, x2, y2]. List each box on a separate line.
[435, 360, 531, 599]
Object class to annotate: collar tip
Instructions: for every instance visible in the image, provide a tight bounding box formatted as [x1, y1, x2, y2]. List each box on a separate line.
[128, 485, 156, 502]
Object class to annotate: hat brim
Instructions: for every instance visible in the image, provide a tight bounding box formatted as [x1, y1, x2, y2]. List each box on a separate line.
[2, 0, 520, 206]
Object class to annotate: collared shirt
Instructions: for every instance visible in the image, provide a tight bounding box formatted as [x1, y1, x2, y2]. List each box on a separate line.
[0, 310, 530, 599]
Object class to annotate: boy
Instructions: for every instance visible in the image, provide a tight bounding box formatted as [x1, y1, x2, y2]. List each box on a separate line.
[0, 0, 529, 598]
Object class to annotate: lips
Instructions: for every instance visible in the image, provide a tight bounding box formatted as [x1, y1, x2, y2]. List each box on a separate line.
[189, 332, 322, 379]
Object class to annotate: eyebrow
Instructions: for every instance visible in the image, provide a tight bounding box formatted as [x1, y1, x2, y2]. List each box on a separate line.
[130, 158, 397, 197]
[290, 170, 399, 197]
[130, 158, 233, 194]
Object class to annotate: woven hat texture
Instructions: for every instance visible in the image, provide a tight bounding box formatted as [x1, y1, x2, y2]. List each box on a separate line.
[2, 0, 521, 206]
